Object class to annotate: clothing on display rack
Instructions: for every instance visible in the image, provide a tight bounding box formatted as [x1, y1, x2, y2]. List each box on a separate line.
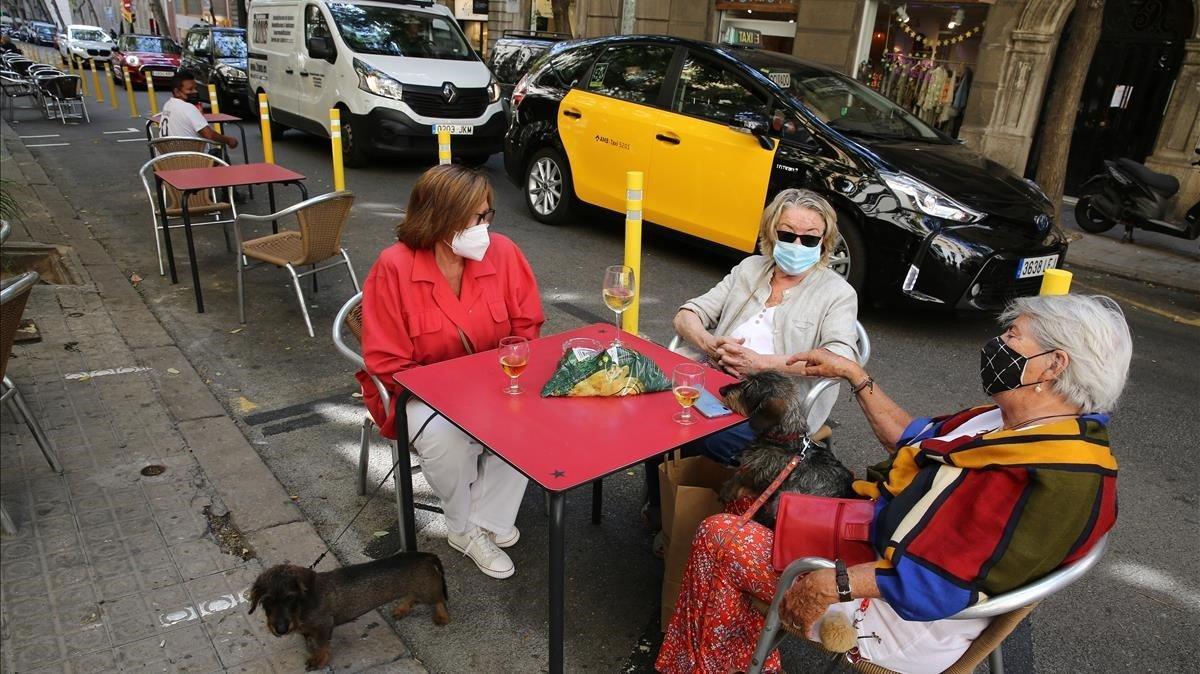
[859, 53, 974, 137]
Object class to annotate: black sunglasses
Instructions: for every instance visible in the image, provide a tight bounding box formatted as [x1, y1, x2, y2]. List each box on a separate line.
[776, 230, 822, 247]
[475, 208, 496, 225]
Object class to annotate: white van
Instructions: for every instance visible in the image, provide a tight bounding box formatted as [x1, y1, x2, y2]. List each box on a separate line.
[247, 0, 504, 166]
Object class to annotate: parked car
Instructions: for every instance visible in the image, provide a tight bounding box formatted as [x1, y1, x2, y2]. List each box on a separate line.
[58, 24, 113, 65]
[487, 30, 569, 118]
[180, 23, 250, 114]
[504, 35, 1066, 309]
[247, 0, 505, 166]
[29, 21, 58, 47]
[111, 34, 181, 88]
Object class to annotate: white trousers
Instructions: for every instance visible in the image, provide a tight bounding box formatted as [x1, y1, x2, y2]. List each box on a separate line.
[405, 398, 528, 537]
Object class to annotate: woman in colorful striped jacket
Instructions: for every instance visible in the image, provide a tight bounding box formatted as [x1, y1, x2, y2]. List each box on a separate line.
[656, 294, 1130, 674]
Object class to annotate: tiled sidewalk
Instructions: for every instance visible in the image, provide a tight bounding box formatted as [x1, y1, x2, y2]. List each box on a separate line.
[1, 129, 418, 672]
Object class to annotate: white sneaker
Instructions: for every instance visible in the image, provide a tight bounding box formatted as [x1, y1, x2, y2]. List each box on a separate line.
[490, 526, 520, 549]
[448, 526, 514, 579]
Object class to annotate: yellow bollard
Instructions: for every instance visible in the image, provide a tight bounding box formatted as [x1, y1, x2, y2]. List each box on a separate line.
[123, 66, 138, 117]
[623, 171, 644, 335]
[330, 108, 346, 191]
[146, 75, 159, 115]
[207, 83, 223, 134]
[74, 58, 88, 96]
[437, 128, 451, 165]
[104, 62, 119, 109]
[90, 60, 103, 103]
[258, 93, 275, 164]
[1039, 268, 1073, 296]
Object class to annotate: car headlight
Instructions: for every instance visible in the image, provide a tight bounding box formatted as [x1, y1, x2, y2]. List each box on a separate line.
[125, 55, 140, 67]
[216, 63, 247, 81]
[488, 78, 501, 104]
[354, 58, 402, 100]
[881, 172, 983, 223]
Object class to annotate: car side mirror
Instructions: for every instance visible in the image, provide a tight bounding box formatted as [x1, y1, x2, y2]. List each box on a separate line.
[307, 36, 334, 61]
[732, 111, 774, 151]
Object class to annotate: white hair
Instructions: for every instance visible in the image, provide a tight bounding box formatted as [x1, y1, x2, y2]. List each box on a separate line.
[1000, 294, 1133, 413]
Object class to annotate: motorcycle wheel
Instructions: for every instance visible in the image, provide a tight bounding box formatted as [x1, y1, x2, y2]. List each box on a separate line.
[1074, 196, 1116, 234]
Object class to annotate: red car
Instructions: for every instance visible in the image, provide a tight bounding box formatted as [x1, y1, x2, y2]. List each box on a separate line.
[111, 34, 181, 88]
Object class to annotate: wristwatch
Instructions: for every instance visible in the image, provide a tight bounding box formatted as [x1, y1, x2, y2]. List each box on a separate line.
[834, 559, 852, 602]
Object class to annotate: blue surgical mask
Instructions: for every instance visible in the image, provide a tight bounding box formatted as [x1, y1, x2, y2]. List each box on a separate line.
[773, 239, 821, 275]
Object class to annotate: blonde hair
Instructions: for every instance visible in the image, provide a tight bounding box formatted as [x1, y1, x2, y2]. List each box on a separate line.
[396, 164, 494, 249]
[758, 189, 840, 267]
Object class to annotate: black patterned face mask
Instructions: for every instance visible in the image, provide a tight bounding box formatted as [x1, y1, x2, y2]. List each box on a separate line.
[979, 336, 1053, 396]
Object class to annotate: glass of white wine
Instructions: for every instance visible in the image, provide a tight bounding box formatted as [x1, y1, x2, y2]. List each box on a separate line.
[672, 363, 705, 425]
[499, 336, 529, 395]
[602, 265, 636, 347]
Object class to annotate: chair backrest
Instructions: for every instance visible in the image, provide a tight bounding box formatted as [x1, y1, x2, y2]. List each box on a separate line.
[1, 271, 39, 382]
[47, 75, 81, 99]
[333, 291, 365, 369]
[137, 151, 230, 215]
[150, 136, 220, 156]
[295, 191, 355, 265]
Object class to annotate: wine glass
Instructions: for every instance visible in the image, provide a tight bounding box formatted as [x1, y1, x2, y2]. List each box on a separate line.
[672, 363, 705, 425]
[602, 265, 636, 347]
[498, 336, 529, 395]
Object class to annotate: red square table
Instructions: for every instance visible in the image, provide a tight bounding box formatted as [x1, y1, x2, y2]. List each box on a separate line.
[154, 163, 307, 312]
[394, 323, 744, 674]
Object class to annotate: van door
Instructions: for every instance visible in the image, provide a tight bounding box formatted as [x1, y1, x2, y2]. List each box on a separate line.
[653, 51, 776, 252]
[557, 43, 678, 216]
[298, 3, 336, 126]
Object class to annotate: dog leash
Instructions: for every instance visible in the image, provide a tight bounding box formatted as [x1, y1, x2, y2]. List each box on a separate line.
[309, 411, 438, 569]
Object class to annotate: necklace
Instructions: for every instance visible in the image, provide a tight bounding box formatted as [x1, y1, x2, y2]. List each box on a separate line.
[1004, 412, 1079, 431]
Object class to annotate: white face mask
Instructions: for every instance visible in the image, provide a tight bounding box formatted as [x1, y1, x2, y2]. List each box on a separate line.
[450, 223, 490, 261]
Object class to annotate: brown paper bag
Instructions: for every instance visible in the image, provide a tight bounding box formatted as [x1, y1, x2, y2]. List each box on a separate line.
[658, 454, 735, 631]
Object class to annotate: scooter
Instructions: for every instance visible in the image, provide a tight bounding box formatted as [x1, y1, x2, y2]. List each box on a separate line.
[1074, 148, 1200, 242]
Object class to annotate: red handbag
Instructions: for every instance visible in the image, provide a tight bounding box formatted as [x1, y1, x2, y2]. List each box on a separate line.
[739, 455, 879, 573]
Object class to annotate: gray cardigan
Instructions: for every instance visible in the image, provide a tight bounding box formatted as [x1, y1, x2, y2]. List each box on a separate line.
[678, 255, 859, 430]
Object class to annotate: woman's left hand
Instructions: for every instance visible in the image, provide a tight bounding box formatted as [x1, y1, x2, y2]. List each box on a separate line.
[716, 341, 762, 378]
[779, 568, 839, 636]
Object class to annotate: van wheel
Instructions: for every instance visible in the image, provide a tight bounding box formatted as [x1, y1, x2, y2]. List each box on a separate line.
[340, 110, 370, 168]
[525, 147, 573, 225]
[830, 212, 867, 296]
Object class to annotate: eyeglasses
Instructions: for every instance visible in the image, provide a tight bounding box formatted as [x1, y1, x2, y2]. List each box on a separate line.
[776, 230, 822, 247]
[475, 208, 495, 225]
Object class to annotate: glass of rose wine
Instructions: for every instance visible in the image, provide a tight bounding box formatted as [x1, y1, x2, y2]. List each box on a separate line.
[499, 336, 530, 395]
[602, 265, 636, 346]
[672, 363, 705, 425]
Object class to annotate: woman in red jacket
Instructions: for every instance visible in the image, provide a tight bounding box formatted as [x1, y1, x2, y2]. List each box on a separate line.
[357, 164, 545, 579]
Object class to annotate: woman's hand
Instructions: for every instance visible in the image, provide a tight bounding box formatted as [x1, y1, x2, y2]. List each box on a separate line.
[716, 340, 762, 378]
[785, 348, 863, 383]
[779, 568, 839, 636]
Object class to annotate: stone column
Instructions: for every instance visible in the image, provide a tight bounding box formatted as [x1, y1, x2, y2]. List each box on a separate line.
[487, 0, 533, 50]
[790, 0, 868, 74]
[1144, 37, 1200, 221]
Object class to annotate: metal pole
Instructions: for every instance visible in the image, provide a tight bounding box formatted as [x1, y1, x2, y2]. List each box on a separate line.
[258, 92, 274, 163]
[623, 170, 643, 335]
[104, 61, 119, 108]
[548, 491, 566, 674]
[90, 60, 104, 102]
[207, 82, 223, 133]
[330, 107, 345, 191]
[123, 65, 138, 116]
[146, 74, 159, 114]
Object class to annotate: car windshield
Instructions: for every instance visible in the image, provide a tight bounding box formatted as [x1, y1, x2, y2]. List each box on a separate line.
[126, 36, 179, 54]
[72, 29, 108, 42]
[739, 52, 945, 142]
[213, 32, 246, 58]
[326, 3, 475, 60]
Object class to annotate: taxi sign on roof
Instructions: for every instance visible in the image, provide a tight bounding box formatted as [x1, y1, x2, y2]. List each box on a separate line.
[723, 26, 763, 48]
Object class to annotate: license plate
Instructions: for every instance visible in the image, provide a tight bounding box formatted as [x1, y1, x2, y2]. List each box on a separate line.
[1016, 254, 1059, 279]
[151, 70, 174, 78]
[432, 124, 474, 136]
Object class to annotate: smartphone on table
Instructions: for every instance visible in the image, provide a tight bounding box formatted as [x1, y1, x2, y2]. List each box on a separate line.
[694, 387, 733, 418]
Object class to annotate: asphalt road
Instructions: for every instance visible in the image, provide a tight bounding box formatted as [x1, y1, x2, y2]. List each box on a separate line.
[6, 88, 1200, 673]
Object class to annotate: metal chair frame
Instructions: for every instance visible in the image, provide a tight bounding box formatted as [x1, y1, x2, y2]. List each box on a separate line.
[1, 70, 38, 122]
[1, 271, 65, 536]
[137, 151, 237, 276]
[40, 74, 87, 124]
[747, 535, 1110, 674]
[234, 191, 360, 338]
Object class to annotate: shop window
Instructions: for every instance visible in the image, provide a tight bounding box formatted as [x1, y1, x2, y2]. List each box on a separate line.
[672, 54, 768, 126]
[585, 44, 674, 106]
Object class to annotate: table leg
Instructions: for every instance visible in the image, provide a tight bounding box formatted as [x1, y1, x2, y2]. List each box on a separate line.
[180, 192, 204, 313]
[392, 394, 419, 553]
[155, 176, 177, 284]
[549, 491, 566, 674]
[591, 479, 602, 525]
[238, 123, 252, 198]
[294, 181, 308, 200]
[267, 183, 278, 234]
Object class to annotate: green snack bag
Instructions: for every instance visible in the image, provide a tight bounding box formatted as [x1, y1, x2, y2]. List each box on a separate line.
[541, 345, 671, 397]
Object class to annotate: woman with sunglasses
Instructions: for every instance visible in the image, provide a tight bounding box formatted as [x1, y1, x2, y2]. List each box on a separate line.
[358, 164, 545, 580]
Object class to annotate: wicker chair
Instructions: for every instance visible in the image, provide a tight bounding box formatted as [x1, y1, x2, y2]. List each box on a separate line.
[1, 271, 65, 536]
[235, 191, 360, 337]
[138, 151, 237, 276]
[149, 136, 223, 156]
[746, 535, 1111, 674]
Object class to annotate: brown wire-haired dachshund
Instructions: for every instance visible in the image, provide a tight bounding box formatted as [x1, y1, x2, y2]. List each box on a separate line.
[248, 552, 450, 670]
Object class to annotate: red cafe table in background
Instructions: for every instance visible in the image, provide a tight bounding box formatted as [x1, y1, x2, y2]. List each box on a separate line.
[394, 323, 745, 674]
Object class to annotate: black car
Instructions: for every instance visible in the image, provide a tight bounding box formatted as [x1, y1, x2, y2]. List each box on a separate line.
[29, 21, 57, 46]
[503, 35, 1066, 310]
[181, 23, 249, 114]
[487, 30, 569, 116]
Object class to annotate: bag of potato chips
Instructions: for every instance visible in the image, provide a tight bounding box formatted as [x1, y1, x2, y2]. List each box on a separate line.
[541, 345, 671, 397]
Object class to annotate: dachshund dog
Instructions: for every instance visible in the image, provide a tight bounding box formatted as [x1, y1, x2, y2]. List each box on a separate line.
[249, 552, 449, 670]
[719, 371, 854, 527]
